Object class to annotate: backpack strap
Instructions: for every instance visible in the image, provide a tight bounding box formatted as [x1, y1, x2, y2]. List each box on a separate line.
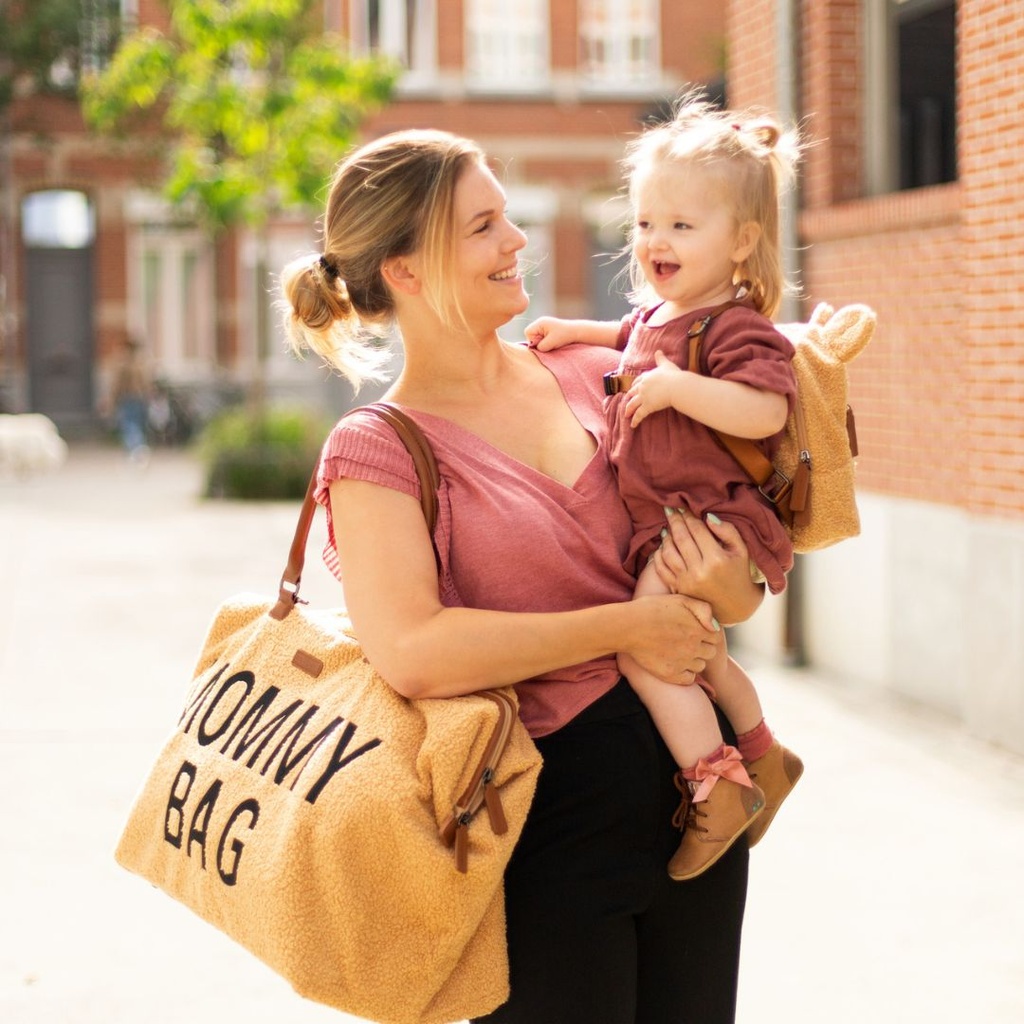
[687, 303, 807, 529]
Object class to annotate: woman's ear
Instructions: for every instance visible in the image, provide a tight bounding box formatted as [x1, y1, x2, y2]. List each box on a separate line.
[731, 221, 762, 265]
[381, 255, 421, 296]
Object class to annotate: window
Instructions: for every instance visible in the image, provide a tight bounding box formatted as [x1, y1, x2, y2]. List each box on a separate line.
[80, 0, 135, 77]
[582, 193, 632, 321]
[466, 0, 549, 92]
[349, 0, 437, 85]
[864, 0, 957, 194]
[579, 0, 659, 88]
[22, 191, 95, 249]
[125, 193, 215, 375]
[497, 187, 557, 343]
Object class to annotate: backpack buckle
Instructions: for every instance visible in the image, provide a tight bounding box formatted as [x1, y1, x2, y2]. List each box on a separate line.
[758, 469, 792, 505]
[603, 372, 635, 396]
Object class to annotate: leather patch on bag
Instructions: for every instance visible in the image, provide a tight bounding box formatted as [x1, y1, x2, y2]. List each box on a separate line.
[292, 649, 324, 678]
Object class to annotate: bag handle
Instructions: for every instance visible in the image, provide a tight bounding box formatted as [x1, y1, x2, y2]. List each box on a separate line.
[270, 402, 440, 620]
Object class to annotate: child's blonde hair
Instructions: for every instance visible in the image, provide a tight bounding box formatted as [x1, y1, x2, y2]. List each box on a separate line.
[279, 129, 486, 389]
[624, 94, 801, 318]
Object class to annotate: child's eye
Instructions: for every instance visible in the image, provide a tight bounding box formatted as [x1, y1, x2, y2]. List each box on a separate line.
[474, 221, 491, 234]
[674, 222, 690, 231]
[636, 220, 650, 231]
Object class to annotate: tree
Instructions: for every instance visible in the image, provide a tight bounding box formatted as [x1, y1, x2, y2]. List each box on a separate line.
[81, 0, 396, 394]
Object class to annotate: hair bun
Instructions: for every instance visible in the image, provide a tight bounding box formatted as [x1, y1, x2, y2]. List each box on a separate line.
[318, 253, 341, 281]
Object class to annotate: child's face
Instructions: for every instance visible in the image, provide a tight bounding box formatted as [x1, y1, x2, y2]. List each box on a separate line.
[631, 161, 755, 314]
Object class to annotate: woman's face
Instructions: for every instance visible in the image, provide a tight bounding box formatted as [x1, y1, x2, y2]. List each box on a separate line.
[448, 161, 529, 333]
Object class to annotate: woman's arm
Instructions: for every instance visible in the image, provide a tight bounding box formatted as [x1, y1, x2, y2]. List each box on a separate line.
[330, 478, 722, 698]
[651, 508, 765, 626]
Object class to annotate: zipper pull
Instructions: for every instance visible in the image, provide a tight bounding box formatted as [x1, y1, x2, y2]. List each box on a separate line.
[454, 816, 470, 873]
[790, 452, 811, 523]
[482, 768, 508, 835]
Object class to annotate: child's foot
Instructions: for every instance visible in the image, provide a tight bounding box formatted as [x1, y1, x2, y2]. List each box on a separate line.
[743, 741, 804, 848]
[668, 774, 765, 880]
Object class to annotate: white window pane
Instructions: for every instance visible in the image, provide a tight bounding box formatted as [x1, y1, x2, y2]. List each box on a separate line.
[579, 0, 659, 85]
[466, 0, 549, 88]
[22, 191, 95, 249]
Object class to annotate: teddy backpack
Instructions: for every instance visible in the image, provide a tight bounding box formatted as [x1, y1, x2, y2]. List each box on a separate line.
[689, 301, 877, 553]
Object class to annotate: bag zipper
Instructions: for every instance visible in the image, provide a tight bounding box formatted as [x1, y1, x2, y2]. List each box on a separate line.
[438, 689, 518, 872]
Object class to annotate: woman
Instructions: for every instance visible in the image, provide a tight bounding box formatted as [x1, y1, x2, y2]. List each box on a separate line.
[281, 129, 762, 1023]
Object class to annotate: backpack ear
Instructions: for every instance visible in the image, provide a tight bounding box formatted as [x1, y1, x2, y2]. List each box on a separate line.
[776, 304, 829, 351]
[809, 302, 834, 328]
[818, 304, 877, 363]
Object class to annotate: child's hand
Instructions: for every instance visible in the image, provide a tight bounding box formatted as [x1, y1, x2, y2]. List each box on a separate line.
[625, 351, 685, 427]
[525, 317, 575, 351]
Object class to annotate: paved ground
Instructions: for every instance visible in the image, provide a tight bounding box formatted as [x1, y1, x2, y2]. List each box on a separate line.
[1, 445, 1023, 1024]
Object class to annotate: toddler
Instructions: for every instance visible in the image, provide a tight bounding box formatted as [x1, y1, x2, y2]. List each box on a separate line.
[527, 97, 805, 880]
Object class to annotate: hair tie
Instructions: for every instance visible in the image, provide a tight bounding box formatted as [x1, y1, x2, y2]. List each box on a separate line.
[318, 254, 340, 282]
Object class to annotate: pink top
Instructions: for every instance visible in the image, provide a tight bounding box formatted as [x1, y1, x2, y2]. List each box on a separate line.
[609, 302, 797, 594]
[314, 345, 635, 738]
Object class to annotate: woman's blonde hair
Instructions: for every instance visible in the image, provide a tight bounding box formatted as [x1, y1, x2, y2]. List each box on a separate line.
[624, 93, 801, 318]
[279, 129, 485, 388]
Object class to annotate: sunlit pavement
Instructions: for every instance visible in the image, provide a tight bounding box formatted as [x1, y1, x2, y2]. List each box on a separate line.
[2, 445, 1022, 1024]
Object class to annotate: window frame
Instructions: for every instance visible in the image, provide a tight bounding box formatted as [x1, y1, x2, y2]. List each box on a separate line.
[863, 0, 957, 196]
[577, 0, 661, 92]
[464, 0, 550, 94]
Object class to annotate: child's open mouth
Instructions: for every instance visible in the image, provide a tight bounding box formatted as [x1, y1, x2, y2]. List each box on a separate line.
[652, 260, 679, 278]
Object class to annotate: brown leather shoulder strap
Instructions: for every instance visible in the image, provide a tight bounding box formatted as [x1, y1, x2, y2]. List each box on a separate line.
[686, 299, 749, 374]
[686, 300, 797, 519]
[270, 401, 441, 620]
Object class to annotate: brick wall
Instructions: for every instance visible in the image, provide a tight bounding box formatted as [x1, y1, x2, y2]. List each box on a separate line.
[728, 0, 1024, 521]
[959, 0, 1024, 518]
[726, 0, 777, 111]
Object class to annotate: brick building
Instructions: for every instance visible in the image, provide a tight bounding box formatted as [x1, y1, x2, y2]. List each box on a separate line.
[0, 0, 724, 430]
[4, 1, 1022, 753]
[728, 0, 1024, 756]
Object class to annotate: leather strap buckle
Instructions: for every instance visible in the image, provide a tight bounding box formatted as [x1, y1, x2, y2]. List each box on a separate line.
[603, 372, 635, 396]
[758, 469, 792, 505]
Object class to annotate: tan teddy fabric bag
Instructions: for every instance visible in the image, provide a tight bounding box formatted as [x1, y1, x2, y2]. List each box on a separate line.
[688, 301, 876, 553]
[114, 403, 543, 1024]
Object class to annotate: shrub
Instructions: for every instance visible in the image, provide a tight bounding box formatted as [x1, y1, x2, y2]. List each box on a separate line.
[198, 404, 333, 500]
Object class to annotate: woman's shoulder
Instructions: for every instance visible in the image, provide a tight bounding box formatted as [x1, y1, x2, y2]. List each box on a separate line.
[317, 405, 423, 502]
[322, 404, 410, 458]
[529, 339, 620, 378]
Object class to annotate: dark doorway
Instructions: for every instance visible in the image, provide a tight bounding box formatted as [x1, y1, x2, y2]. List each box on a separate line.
[22, 190, 96, 432]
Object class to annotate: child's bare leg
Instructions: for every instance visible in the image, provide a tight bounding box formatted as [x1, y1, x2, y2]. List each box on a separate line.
[701, 637, 765, 738]
[703, 637, 804, 849]
[618, 560, 723, 768]
[621, 561, 764, 880]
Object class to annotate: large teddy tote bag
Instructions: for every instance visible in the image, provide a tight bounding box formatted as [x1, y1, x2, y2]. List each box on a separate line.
[114, 403, 543, 1024]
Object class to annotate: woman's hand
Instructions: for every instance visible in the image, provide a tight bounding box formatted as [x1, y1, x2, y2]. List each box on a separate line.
[620, 593, 722, 685]
[650, 508, 764, 625]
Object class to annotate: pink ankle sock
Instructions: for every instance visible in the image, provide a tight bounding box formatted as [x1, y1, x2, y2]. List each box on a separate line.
[736, 719, 774, 762]
[681, 743, 729, 782]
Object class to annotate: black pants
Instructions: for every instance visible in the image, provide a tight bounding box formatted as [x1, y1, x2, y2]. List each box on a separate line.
[473, 679, 748, 1024]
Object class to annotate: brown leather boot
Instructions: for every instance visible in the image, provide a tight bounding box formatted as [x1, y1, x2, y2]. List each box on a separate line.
[668, 775, 765, 881]
[743, 741, 804, 848]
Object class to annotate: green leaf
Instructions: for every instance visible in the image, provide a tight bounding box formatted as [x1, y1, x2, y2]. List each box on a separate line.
[80, 0, 396, 230]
